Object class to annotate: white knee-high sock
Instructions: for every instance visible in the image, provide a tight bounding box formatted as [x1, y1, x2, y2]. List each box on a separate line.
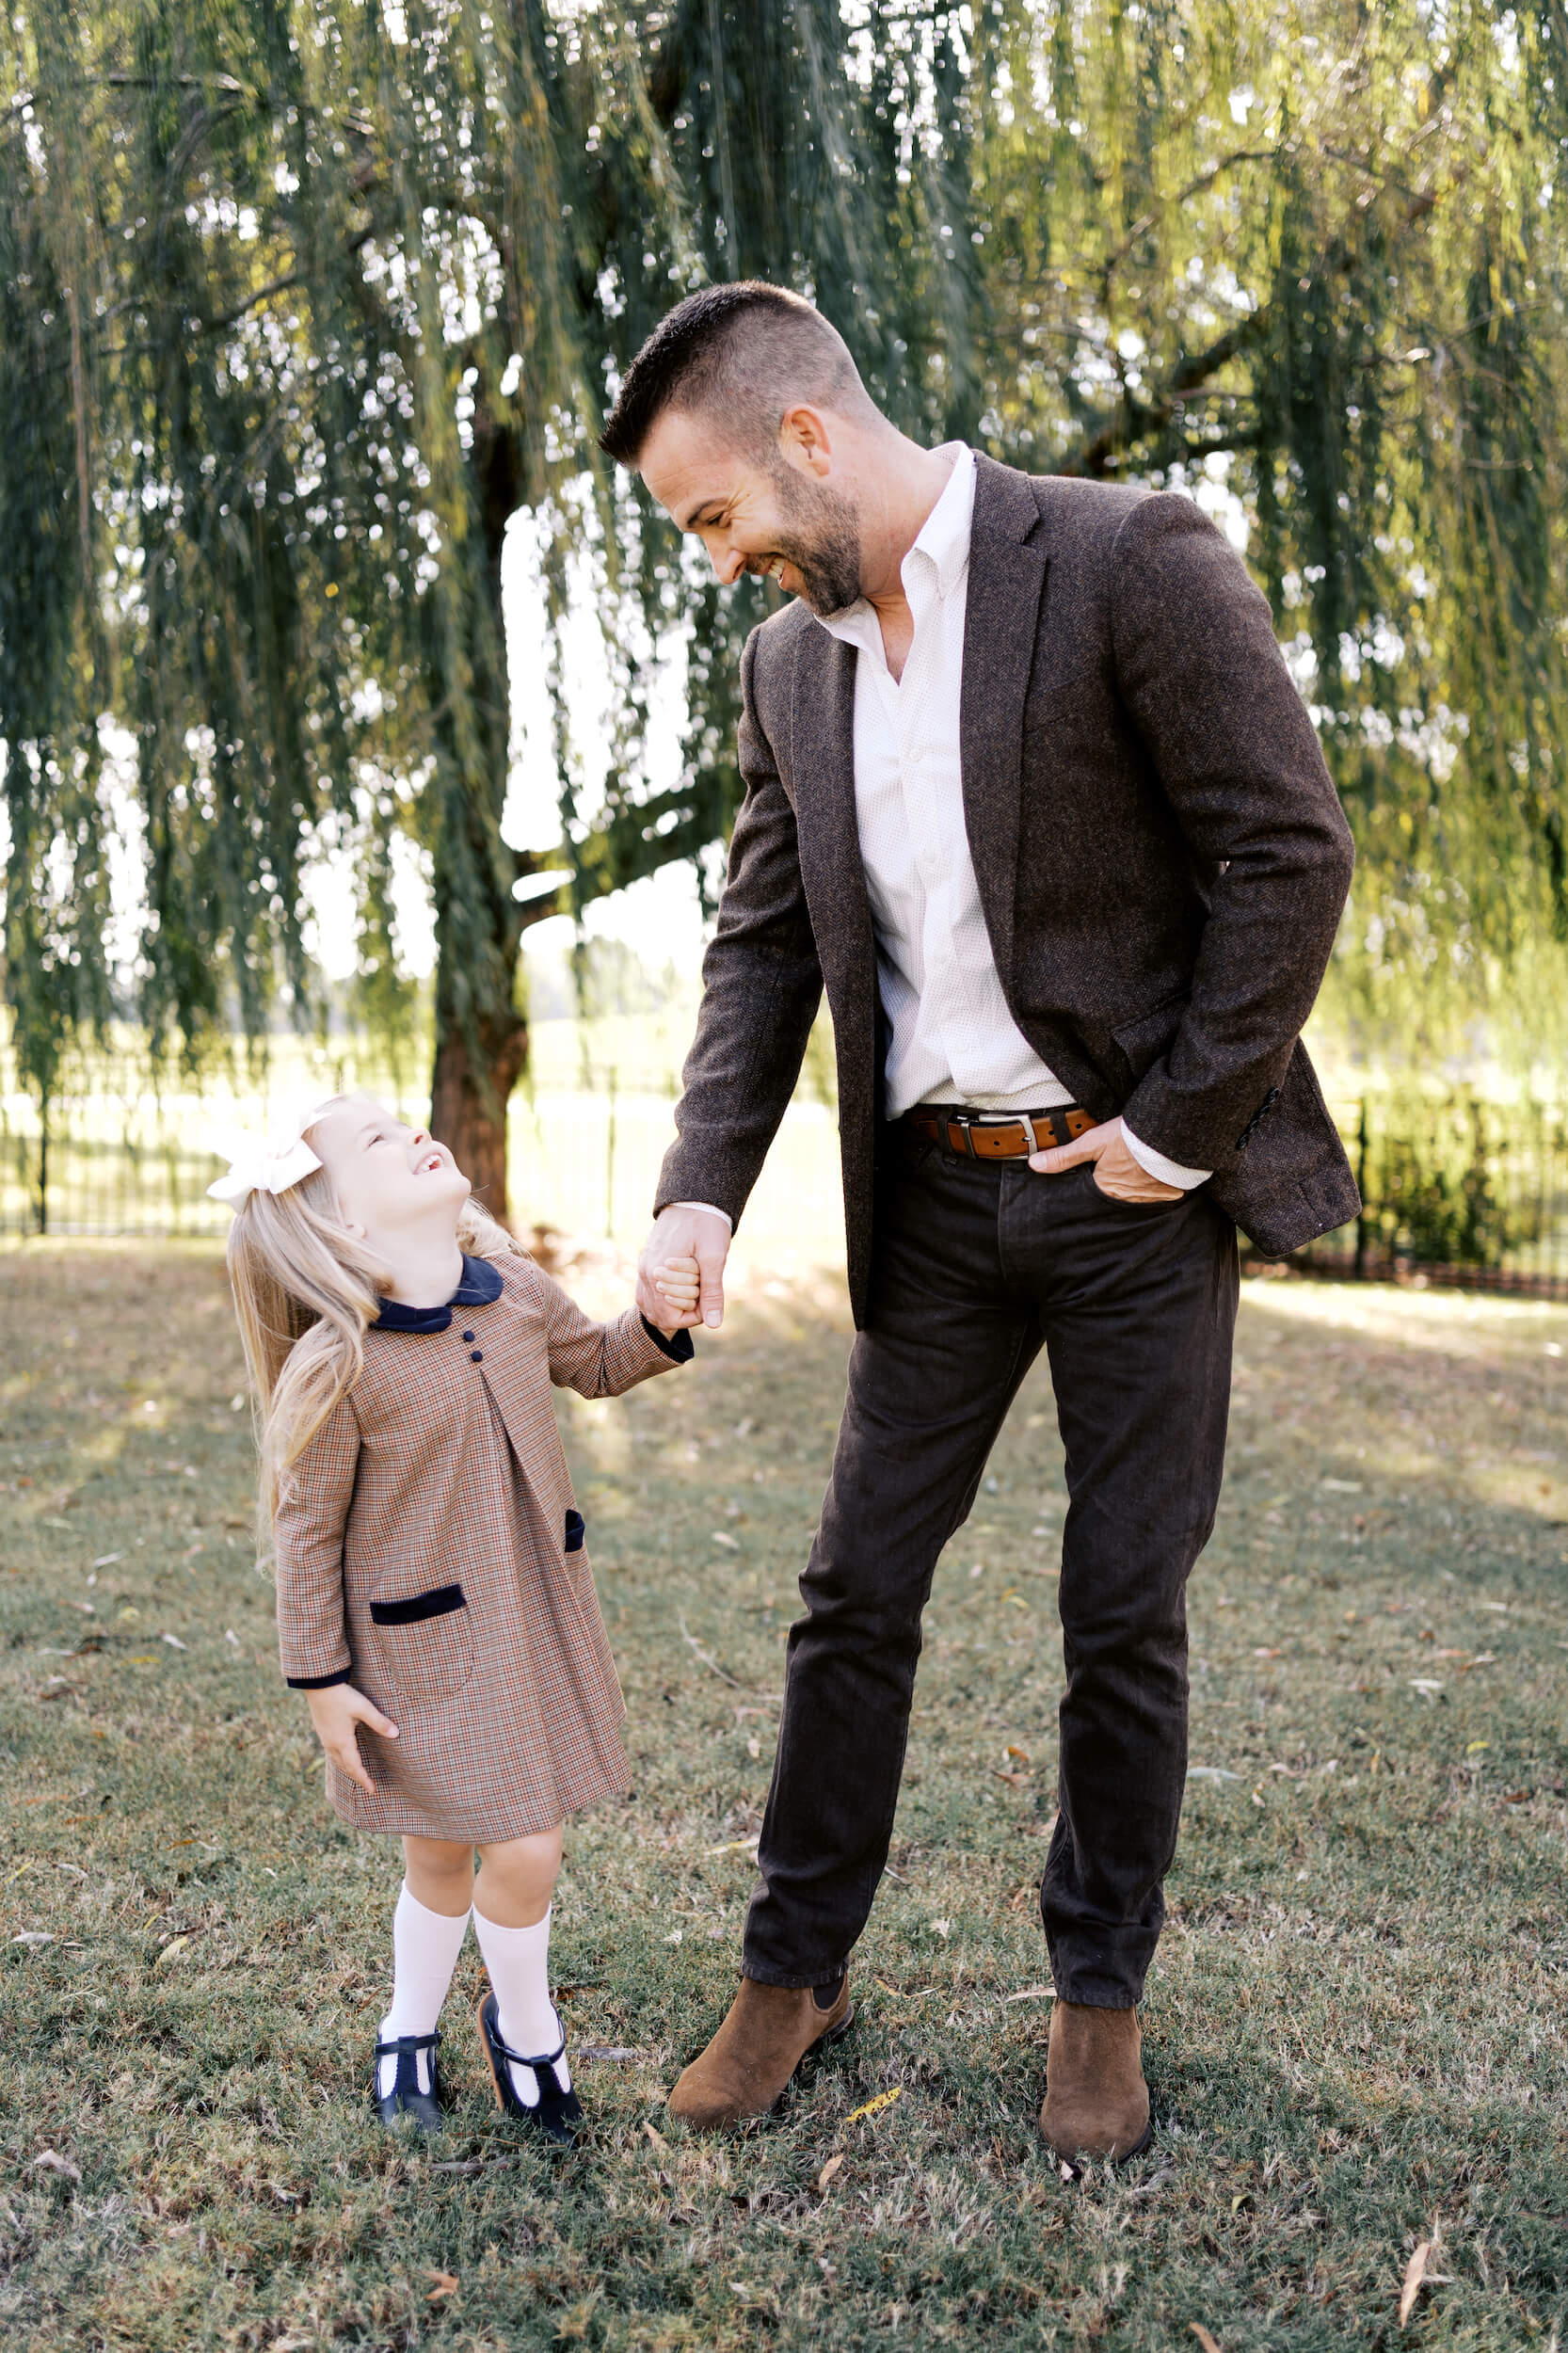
[472, 1900, 568, 2106]
[377, 1881, 471, 2098]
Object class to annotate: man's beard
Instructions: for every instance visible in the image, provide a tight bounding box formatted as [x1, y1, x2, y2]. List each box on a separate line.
[756, 461, 863, 616]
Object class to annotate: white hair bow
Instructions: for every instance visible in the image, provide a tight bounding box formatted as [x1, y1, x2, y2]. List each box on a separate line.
[206, 1102, 334, 1208]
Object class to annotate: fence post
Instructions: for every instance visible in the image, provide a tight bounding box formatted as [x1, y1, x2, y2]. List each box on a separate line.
[1353, 1098, 1368, 1281]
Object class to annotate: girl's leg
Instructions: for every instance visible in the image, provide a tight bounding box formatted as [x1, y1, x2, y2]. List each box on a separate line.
[472, 1828, 567, 2098]
[377, 1835, 474, 2099]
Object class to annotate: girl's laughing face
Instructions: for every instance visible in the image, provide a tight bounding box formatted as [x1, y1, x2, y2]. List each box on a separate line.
[309, 1096, 471, 1243]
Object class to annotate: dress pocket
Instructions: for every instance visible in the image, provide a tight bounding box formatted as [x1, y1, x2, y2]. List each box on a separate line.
[365, 1579, 475, 1705]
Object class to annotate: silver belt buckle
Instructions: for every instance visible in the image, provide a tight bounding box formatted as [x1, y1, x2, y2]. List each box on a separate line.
[968, 1112, 1037, 1157]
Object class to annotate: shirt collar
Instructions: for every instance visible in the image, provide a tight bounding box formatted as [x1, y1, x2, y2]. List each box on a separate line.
[817, 441, 975, 652]
[372, 1252, 504, 1334]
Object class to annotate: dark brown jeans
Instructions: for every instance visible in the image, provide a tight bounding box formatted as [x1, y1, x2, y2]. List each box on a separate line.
[743, 1126, 1239, 2008]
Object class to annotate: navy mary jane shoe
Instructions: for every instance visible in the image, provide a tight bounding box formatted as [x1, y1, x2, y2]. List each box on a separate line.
[373, 2028, 445, 2136]
[475, 1989, 584, 2148]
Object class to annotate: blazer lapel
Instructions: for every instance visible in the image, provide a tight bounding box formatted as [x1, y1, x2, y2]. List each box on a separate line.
[961, 455, 1050, 980]
[789, 623, 877, 1018]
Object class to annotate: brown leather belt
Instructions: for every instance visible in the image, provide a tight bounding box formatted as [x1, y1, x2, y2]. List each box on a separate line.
[901, 1104, 1099, 1160]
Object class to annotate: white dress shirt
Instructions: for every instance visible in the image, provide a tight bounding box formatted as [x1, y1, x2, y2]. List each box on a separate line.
[679, 441, 1208, 1229]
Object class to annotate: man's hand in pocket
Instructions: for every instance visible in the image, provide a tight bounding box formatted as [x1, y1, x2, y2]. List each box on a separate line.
[1027, 1113, 1184, 1203]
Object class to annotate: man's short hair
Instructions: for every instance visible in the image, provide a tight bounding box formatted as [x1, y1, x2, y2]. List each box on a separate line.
[600, 281, 872, 468]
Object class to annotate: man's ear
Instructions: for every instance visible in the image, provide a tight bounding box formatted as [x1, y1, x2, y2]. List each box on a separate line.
[777, 402, 834, 477]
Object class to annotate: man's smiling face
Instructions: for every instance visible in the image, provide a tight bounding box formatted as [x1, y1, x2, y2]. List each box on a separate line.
[638, 406, 864, 616]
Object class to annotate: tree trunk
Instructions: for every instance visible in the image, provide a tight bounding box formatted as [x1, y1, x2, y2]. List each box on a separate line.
[425, 406, 531, 1225]
[430, 1000, 530, 1223]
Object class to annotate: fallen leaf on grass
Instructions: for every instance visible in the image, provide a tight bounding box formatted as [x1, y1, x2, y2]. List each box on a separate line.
[1399, 2235, 1432, 2326]
[153, 1935, 191, 1969]
[1005, 1744, 1031, 1762]
[577, 2045, 646, 2064]
[1003, 1985, 1055, 2004]
[644, 2121, 669, 2153]
[13, 1930, 56, 1947]
[161, 1632, 188, 1650]
[993, 1769, 1029, 1788]
[816, 2153, 843, 2192]
[1191, 2327, 1223, 2353]
[711, 1531, 740, 1550]
[844, 2088, 901, 2125]
[33, 2150, 81, 2182]
[425, 2272, 459, 2303]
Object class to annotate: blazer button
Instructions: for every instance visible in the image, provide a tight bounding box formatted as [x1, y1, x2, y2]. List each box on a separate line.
[470, 1349, 483, 1363]
[461, 1330, 475, 1343]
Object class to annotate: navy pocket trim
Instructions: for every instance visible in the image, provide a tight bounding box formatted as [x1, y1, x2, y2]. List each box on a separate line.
[369, 1582, 467, 1626]
[565, 1509, 585, 1554]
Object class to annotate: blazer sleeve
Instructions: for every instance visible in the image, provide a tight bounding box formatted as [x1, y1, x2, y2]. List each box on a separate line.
[1107, 494, 1355, 1173]
[273, 1392, 361, 1690]
[513, 1257, 694, 1398]
[653, 625, 824, 1227]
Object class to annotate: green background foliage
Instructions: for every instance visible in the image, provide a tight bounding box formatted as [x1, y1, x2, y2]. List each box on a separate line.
[4, 1, 1567, 1138]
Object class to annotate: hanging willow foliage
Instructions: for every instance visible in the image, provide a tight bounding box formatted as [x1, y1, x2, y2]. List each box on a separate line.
[3, 3, 1566, 1215]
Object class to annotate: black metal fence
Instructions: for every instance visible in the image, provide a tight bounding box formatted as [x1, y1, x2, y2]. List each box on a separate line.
[4, 1037, 1567, 1297]
[1251, 1089, 1568, 1298]
[0, 1036, 421, 1241]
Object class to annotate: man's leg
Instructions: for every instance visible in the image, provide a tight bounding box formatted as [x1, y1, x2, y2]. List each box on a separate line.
[667, 1142, 1039, 2127]
[1020, 1165, 1240, 2010]
[744, 1145, 1042, 1986]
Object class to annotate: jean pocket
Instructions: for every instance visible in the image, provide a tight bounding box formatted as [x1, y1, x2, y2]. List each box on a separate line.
[1078, 1160, 1186, 1212]
[366, 1580, 474, 1705]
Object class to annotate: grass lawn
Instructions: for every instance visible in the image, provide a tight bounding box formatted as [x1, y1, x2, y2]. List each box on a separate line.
[1, 1240, 1565, 2350]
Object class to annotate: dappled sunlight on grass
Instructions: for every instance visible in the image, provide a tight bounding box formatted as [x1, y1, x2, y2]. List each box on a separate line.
[1, 1244, 1564, 2347]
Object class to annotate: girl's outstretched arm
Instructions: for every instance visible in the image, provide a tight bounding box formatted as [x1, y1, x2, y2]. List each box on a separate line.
[519, 1255, 695, 1399]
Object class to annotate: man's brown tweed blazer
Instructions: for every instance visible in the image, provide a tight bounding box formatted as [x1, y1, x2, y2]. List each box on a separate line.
[656, 456, 1360, 1325]
[273, 1250, 687, 1841]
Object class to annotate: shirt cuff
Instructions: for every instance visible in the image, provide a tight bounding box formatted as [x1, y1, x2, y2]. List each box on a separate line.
[640, 1313, 696, 1362]
[670, 1202, 734, 1232]
[1121, 1126, 1211, 1190]
[285, 1667, 353, 1691]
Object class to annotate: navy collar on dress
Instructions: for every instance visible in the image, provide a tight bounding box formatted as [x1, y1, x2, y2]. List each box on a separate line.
[372, 1252, 504, 1334]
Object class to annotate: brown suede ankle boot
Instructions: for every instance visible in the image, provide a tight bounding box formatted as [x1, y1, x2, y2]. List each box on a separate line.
[1038, 1998, 1151, 2165]
[666, 1976, 854, 2130]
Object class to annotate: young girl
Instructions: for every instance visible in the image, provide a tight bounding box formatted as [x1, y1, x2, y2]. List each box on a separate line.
[213, 1094, 698, 2143]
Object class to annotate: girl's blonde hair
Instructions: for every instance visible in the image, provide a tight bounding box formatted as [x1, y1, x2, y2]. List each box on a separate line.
[225, 1096, 510, 1525]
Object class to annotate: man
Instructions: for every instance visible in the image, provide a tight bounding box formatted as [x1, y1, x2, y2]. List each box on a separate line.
[602, 282, 1357, 2161]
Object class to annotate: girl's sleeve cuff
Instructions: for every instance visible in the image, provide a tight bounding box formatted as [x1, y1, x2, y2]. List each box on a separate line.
[640, 1314, 696, 1363]
[285, 1667, 353, 1690]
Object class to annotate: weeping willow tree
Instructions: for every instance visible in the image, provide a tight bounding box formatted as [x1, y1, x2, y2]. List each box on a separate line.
[0, 0, 981, 1217]
[4, 4, 1567, 1229]
[964, 0, 1568, 1067]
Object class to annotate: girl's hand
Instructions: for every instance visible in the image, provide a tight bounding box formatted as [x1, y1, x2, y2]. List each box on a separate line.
[305, 1681, 398, 1796]
[650, 1254, 701, 1336]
